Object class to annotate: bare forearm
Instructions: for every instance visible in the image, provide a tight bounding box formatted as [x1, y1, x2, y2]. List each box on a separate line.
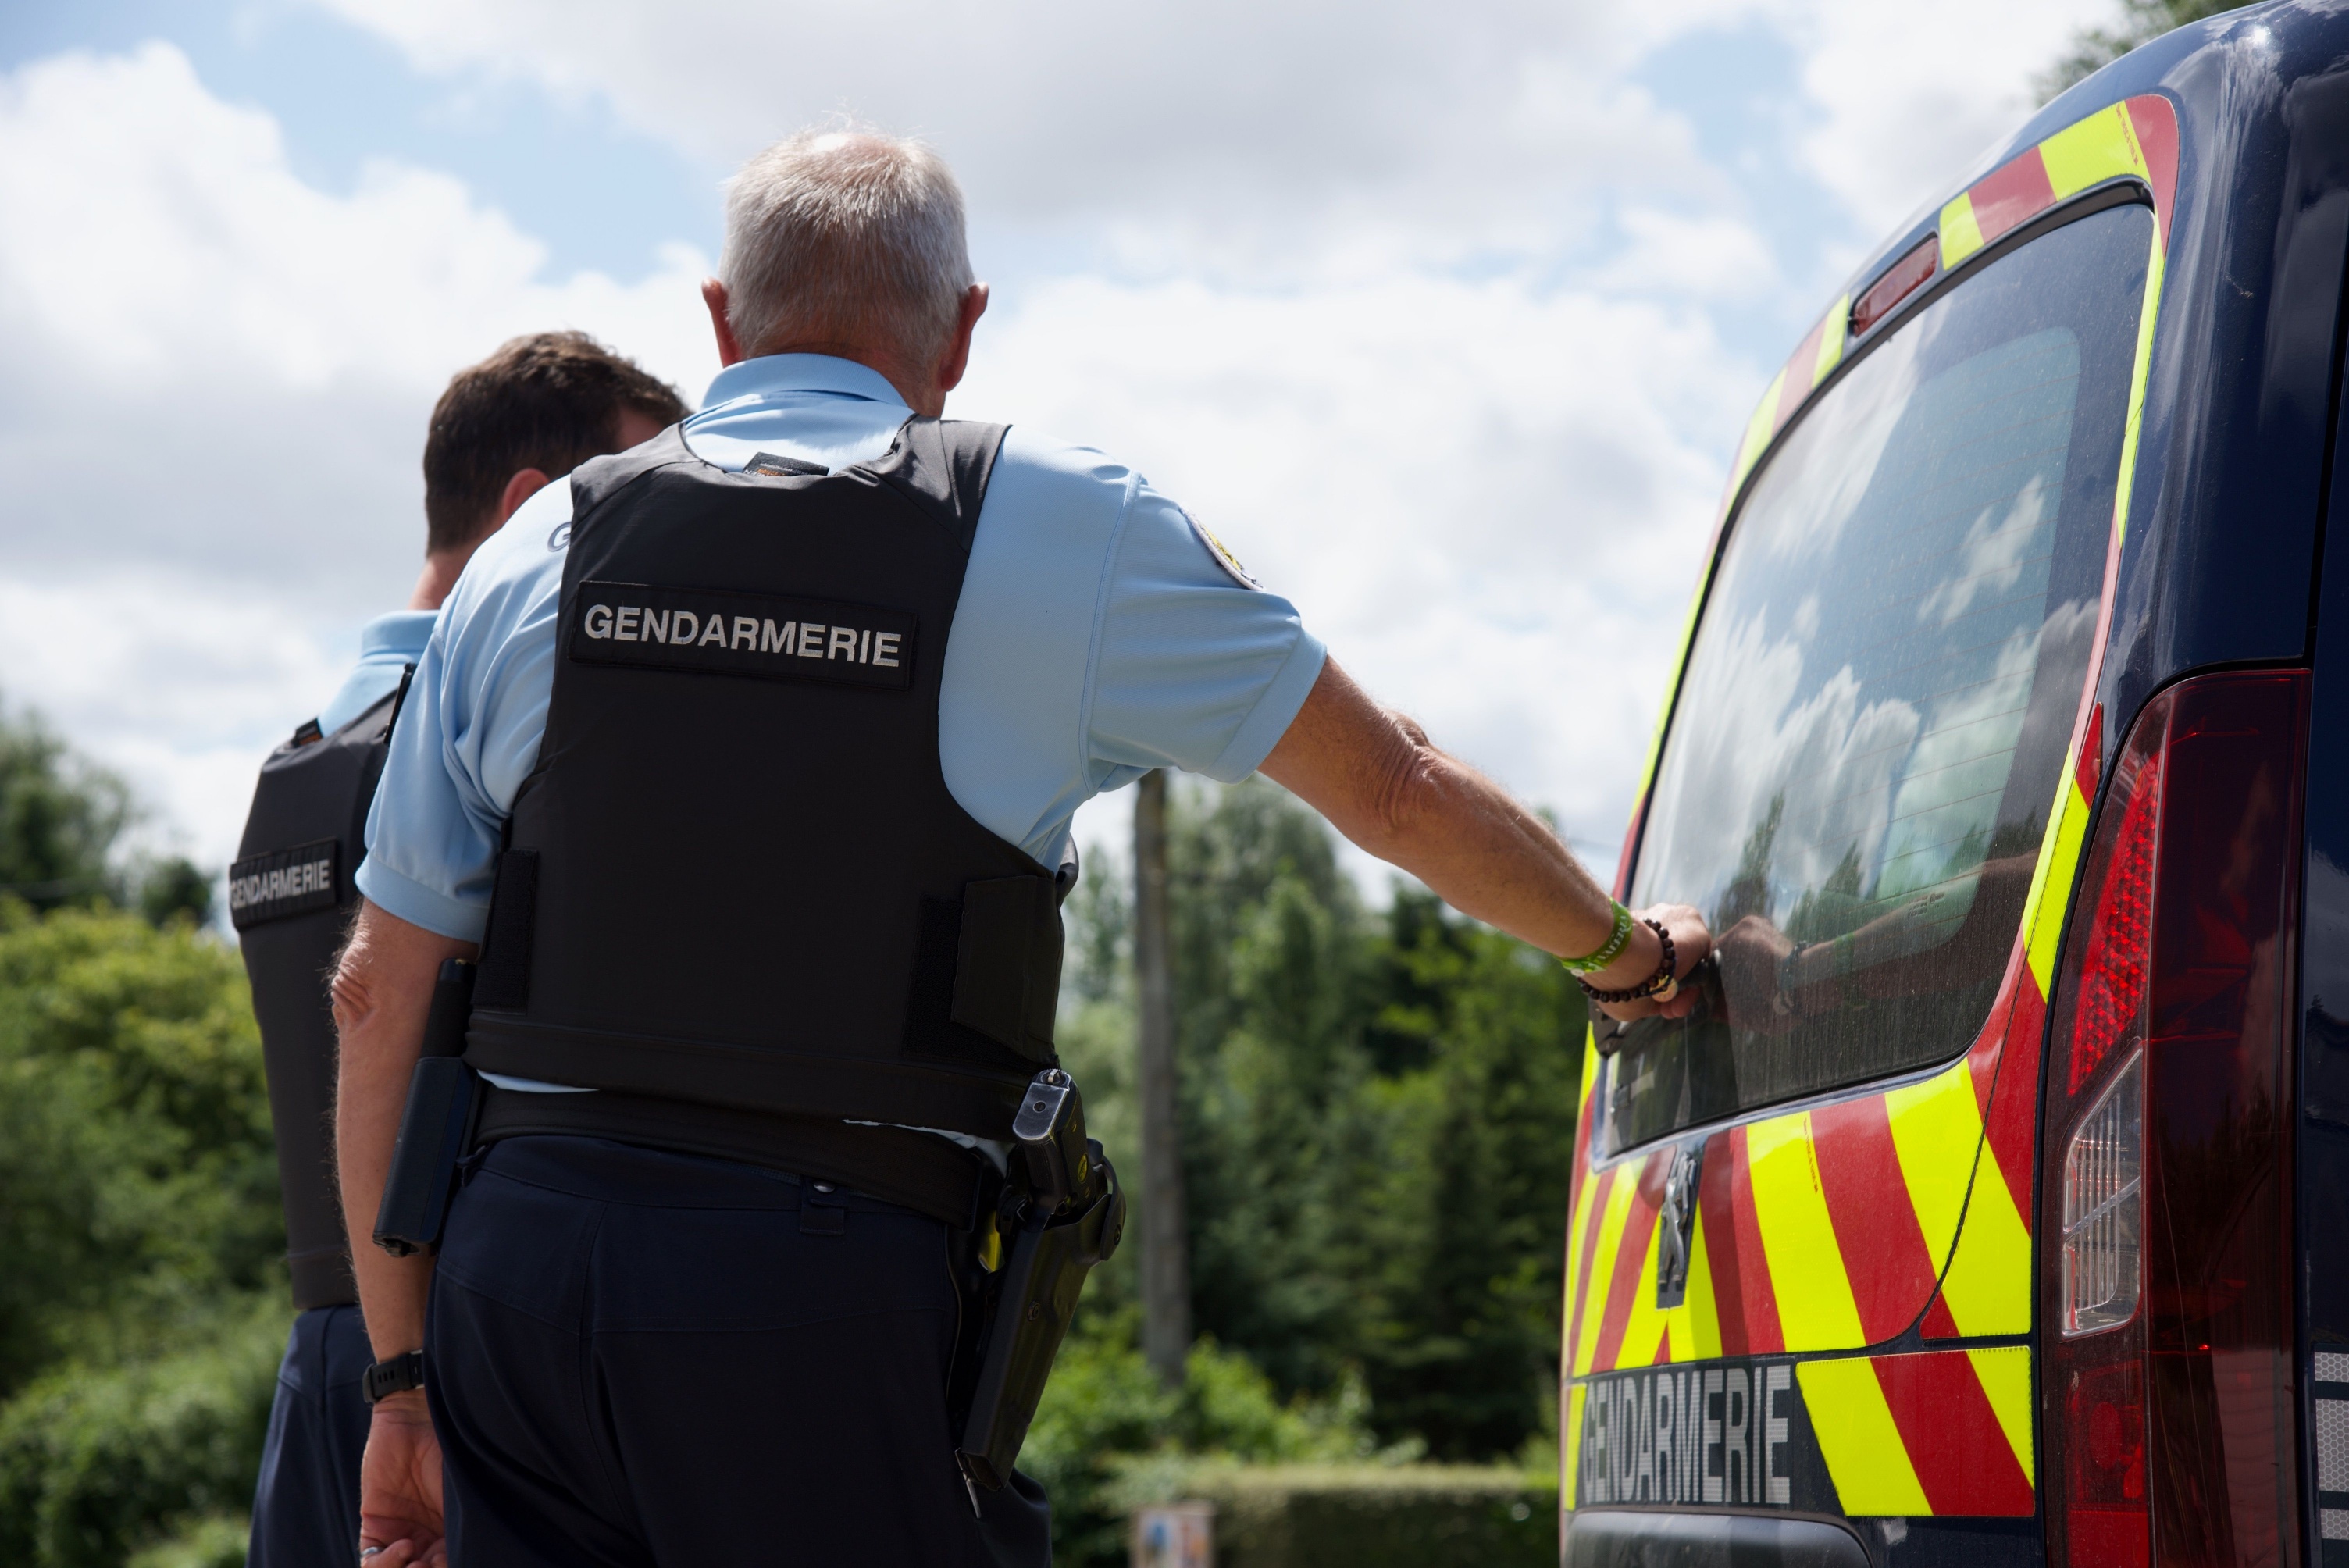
[1260, 661, 1616, 956]
[1358, 745, 1618, 956]
[333, 900, 476, 1360]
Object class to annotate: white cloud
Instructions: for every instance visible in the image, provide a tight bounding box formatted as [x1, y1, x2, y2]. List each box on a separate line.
[0, 41, 720, 870]
[1772, 0, 2112, 237]
[305, 0, 1746, 276]
[0, 0, 2126, 891]
[959, 268, 1748, 843]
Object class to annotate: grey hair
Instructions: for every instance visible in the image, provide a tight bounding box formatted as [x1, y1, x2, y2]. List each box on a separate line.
[718, 128, 973, 370]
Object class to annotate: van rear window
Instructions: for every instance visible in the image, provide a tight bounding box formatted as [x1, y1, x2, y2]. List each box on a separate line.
[1603, 203, 2154, 1156]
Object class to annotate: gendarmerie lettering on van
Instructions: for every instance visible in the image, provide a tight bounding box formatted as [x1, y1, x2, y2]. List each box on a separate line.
[569, 581, 915, 691]
[1575, 1361, 1820, 1510]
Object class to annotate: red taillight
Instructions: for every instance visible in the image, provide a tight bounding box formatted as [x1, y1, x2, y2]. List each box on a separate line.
[2067, 1349, 2151, 1566]
[2042, 672, 2306, 1568]
[2069, 743, 2157, 1094]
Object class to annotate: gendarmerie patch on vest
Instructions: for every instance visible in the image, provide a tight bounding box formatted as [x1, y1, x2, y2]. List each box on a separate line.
[569, 580, 917, 690]
[227, 838, 340, 929]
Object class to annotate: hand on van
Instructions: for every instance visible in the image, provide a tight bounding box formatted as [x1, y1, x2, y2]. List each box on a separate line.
[1585, 903, 1713, 1021]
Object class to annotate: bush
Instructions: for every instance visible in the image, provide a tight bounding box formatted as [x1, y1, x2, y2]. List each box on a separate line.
[1025, 1316, 1383, 1568]
[1119, 1464, 1559, 1568]
[0, 896, 284, 1566]
[0, 1299, 283, 1568]
[125, 1513, 250, 1568]
[0, 902, 278, 1393]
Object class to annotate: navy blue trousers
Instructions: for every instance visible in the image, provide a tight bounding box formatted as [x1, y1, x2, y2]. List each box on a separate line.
[425, 1135, 1051, 1567]
[248, 1303, 372, 1566]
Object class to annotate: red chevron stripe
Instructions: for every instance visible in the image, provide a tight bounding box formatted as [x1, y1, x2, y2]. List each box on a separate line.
[1773, 315, 1827, 430]
[1695, 1128, 1751, 1353]
[1588, 1151, 1667, 1371]
[2127, 96, 2180, 244]
[1920, 1291, 1963, 1341]
[1563, 1162, 1619, 1367]
[1717, 1124, 1784, 1354]
[1984, 975, 2044, 1226]
[1967, 973, 2015, 1124]
[1968, 145, 2056, 251]
[1873, 1352, 2035, 1515]
[2076, 704, 2105, 801]
[1812, 1092, 1940, 1343]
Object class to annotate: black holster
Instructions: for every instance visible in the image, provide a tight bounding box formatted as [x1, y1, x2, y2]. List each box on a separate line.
[954, 1070, 1125, 1491]
[372, 959, 479, 1257]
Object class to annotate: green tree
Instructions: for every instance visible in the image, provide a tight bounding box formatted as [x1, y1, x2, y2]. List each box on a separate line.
[2039, 0, 2251, 100]
[0, 901, 283, 1566]
[1060, 779, 1585, 1469]
[0, 700, 213, 926]
[0, 712, 127, 911]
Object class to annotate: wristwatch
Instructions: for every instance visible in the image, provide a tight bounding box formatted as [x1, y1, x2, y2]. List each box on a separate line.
[361, 1349, 426, 1404]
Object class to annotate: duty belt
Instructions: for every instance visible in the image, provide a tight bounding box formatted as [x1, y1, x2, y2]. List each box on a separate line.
[469, 1081, 989, 1230]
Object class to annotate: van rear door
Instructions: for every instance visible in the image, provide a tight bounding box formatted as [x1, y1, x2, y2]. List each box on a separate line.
[1563, 170, 2164, 1561]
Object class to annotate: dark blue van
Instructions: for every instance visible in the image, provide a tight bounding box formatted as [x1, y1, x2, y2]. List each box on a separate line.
[1558, 5, 2349, 1565]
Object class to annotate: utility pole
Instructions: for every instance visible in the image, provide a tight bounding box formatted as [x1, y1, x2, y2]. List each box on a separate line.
[1133, 768, 1191, 1386]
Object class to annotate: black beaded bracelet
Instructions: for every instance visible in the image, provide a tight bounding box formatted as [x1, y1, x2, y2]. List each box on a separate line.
[1576, 920, 1677, 1005]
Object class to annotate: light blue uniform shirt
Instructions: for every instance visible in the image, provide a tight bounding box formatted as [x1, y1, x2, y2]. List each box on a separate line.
[316, 611, 436, 736]
[360, 353, 1325, 949]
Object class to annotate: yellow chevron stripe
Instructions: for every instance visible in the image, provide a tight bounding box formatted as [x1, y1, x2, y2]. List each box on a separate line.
[1615, 1211, 1668, 1370]
[1884, 1058, 1983, 1268]
[2112, 228, 2165, 545]
[1968, 1346, 2036, 1487]
[1799, 1358, 1932, 1514]
[1578, 1027, 1600, 1119]
[2023, 768, 2092, 998]
[1665, 1203, 1723, 1363]
[1936, 1137, 2034, 1335]
[1574, 1167, 1641, 1375]
[2041, 104, 2144, 197]
[1746, 1112, 1865, 1350]
[1563, 1381, 1588, 1507]
[1939, 191, 1985, 267]
[1569, 1159, 1606, 1342]
[1813, 298, 1850, 386]
[1728, 368, 1787, 497]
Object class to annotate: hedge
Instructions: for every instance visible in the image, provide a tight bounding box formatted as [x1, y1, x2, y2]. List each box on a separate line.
[1118, 1463, 1559, 1568]
[0, 1301, 282, 1568]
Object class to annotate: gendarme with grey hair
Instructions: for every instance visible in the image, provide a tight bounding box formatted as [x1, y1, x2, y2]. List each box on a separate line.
[718, 128, 977, 383]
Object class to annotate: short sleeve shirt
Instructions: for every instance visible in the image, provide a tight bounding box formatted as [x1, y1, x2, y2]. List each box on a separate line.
[358, 353, 1325, 943]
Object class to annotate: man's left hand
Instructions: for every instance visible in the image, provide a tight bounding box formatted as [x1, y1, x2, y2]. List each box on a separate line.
[358, 1392, 447, 1567]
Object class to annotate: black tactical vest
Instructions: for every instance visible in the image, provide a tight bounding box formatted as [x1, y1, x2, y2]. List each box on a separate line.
[231, 681, 406, 1310]
[462, 419, 1064, 1143]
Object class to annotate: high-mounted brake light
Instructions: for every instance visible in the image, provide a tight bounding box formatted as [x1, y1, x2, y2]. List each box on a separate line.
[2041, 672, 2307, 1568]
[1851, 234, 1940, 337]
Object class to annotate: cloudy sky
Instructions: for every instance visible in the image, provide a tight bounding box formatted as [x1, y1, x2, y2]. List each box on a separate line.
[0, 0, 2115, 894]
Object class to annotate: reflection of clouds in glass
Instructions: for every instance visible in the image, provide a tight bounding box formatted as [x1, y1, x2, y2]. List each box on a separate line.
[1752, 326, 1925, 565]
[1876, 622, 2041, 900]
[1916, 473, 2051, 627]
[1638, 607, 1919, 924]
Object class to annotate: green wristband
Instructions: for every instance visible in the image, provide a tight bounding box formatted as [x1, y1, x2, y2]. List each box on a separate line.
[1560, 900, 1636, 975]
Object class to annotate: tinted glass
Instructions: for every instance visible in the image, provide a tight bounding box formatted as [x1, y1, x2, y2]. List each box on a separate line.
[1603, 203, 2153, 1155]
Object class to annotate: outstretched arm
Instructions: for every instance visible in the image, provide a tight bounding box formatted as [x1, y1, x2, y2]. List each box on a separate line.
[1259, 658, 1706, 1017]
[334, 900, 476, 1567]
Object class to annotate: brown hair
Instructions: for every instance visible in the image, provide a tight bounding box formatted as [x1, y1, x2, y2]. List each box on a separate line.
[422, 331, 690, 553]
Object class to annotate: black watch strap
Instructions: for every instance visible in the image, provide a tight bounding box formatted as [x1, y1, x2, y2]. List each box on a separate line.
[362, 1349, 426, 1404]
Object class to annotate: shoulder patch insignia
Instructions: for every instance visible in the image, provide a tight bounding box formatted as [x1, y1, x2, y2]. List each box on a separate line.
[1186, 512, 1261, 590]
